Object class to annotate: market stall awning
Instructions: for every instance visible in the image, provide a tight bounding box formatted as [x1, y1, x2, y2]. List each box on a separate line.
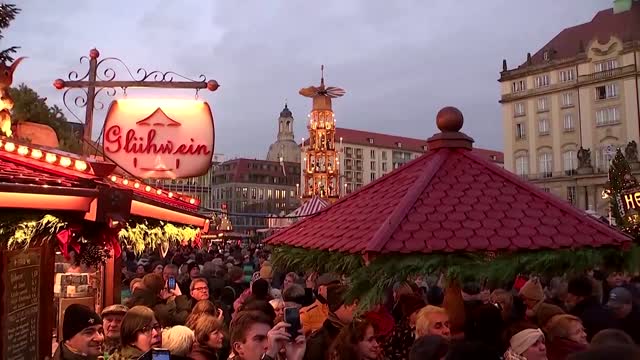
[265, 107, 632, 254]
[0, 137, 209, 230]
[0, 139, 109, 212]
[106, 174, 209, 230]
[268, 196, 329, 229]
[290, 196, 329, 217]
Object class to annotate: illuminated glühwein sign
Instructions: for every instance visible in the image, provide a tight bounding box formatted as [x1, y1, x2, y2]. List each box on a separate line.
[103, 99, 215, 179]
[620, 188, 640, 212]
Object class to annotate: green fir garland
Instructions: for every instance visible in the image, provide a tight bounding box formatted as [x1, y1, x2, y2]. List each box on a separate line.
[271, 245, 640, 308]
[118, 220, 200, 255]
[0, 212, 67, 249]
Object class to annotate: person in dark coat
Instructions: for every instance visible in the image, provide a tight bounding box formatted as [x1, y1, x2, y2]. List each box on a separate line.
[607, 287, 640, 343]
[304, 284, 357, 360]
[126, 273, 191, 327]
[565, 275, 615, 341]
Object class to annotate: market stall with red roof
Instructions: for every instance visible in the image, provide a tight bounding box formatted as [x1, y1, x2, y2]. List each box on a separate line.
[265, 107, 635, 306]
[0, 136, 210, 359]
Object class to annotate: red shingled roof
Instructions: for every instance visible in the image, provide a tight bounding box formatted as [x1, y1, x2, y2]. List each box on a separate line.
[266, 111, 630, 254]
[334, 127, 504, 164]
[526, 2, 640, 66]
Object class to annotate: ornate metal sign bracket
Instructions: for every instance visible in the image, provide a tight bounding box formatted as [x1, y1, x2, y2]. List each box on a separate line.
[54, 48, 220, 154]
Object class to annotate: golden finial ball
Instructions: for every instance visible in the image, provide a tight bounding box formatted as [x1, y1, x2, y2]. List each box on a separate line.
[89, 48, 100, 59]
[436, 106, 464, 132]
[53, 79, 65, 90]
[207, 80, 220, 92]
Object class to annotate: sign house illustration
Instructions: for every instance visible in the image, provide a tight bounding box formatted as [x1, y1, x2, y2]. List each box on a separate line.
[103, 99, 215, 179]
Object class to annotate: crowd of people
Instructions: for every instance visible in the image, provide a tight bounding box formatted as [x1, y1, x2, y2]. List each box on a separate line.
[53, 244, 640, 360]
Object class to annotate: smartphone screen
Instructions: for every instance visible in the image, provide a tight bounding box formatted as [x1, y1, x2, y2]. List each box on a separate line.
[284, 307, 301, 339]
[152, 349, 171, 360]
[168, 276, 176, 290]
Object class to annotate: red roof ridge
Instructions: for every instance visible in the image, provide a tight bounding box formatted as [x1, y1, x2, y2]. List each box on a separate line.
[461, 150, 632, 241]
[367, 149, 450, 252]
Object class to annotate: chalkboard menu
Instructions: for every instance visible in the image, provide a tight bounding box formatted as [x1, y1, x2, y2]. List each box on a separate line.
[2, 248, 41, 360]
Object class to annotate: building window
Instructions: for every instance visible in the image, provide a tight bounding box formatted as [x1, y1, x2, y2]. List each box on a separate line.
[596, 145, 618, 172]
[563, 150, 576, 173]
[516, 123, 526, 139]
[396, 142, 402, 149]
[538, 152, 553, 178]
[595, 107, 620, 126]
[259, 188, 264, 200]
[561, 92, 573, 107]
[370, 149, 375, 158]
[537, 97, 549, 112]
[563, 113, 575, 131]
[515, 155, 529, 176]
[567, 186, 577, 205]
[534, 74, 550, 88]
[382, 162, 388, 172]
[559, 69, 575, 82]
[543, 51, 550, 61]
[595, 83, 618, 100]
[514, 102, 525, 116]
[381, 151, 387, 160]
[370, 173, 376, 181]
[542, 187, 551, 193]
[267, 189, 273, 199]
[538, 118, 550, 135]
[368, 138, 374, 144]
[595, 58, 618, 72]
[370, 161, 375, 171]
[345, 147, 353, 157]
[512, 80, 526, 93]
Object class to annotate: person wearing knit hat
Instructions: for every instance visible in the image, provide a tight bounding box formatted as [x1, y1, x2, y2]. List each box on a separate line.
[536, 303, 565, 329]
[53, 304, 104, 359]
[504, 328, 547, 360]
[519, 278, 545, 321]
[101, 304, 129, 356]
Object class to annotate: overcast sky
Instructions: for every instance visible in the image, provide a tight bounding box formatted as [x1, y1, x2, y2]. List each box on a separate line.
[8, 0, 609, 159]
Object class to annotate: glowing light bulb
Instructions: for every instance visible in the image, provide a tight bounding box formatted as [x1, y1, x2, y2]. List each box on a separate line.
[145, 186, 151, 192]
[74, 160, 87, 171]
[168, 192, 174, 198]
[110, 175, 117, 182]
[134, 182, 140, 189]
[17, 146, 29, 156]
[156, 189, 162, 195]
[46, 153, 57, 163]
[59, 157, 72, 167]
[31, 149, 43, 159]
[122, 179, 129, 186]
[189, 198, 196, 204]
[4, 142, 15, 152]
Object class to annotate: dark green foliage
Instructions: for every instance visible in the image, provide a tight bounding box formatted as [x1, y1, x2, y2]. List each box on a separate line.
[10, 84, 83, 153]
[0, 3, 20, 63]
[270, 245, 640, 309]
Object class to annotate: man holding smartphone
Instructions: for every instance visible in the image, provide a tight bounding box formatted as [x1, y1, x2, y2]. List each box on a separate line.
[229, 310, 306, 360]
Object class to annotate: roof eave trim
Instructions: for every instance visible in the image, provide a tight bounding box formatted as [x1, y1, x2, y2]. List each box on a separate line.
[366, 149, 450, 253]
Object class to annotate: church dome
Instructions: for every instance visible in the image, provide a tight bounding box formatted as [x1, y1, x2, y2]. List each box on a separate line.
[280, 104, 292, 118]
